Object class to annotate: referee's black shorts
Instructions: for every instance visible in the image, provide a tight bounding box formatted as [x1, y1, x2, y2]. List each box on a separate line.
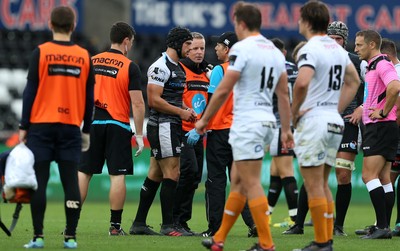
[363, 121, 398, 162]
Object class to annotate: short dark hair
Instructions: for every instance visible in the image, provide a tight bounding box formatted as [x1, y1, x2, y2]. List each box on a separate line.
[300, 1, 330, 34]
[110, 22, 136, 44]
[355, 29, 382, 50]
[50, 6, 75, 34]
[233, 1, 261, 32]
[380, 38, 397, 57]
[271, 38, 285, 51]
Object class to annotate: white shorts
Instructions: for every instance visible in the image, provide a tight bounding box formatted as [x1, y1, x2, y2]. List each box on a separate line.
[229, 121, 276, 161]
[294, 113, 344, 167]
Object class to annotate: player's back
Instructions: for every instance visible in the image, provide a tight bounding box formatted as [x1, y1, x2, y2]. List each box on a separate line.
[297, 35, 350, 116]
[229, 35, 286, 122]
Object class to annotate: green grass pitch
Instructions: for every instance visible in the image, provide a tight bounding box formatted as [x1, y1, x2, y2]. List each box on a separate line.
[1, 201, 399, 250]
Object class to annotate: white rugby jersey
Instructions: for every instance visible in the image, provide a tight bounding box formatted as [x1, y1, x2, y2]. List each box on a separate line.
[395, 63, 400, 77]
[297, 35, 351, 114]
[228, 34, 286, 123]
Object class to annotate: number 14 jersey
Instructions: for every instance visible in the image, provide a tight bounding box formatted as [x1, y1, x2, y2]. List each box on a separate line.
[228, 34, 286, 123]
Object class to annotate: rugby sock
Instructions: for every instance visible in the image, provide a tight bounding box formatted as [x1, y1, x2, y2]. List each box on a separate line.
[334, 183, 351, 227]
[213, 192, 246, 243]
[396, 178, 400, 224]
[282, 176, 298, 222]
[110, 209, 123, 229]
[249, 196, 274, 250]
[267, 176, 282, 213]
[241, 202, 255, 228]
[134, 177, 160, 225]
[327, 201, 334, 241]
[160, 179, 177, 226]
[58, 161, 81, 237]
[295, 184, 309, 227]
[366, 179, 387, 229]
[383, 183, 395, 228]
[308, 197, 328, 244]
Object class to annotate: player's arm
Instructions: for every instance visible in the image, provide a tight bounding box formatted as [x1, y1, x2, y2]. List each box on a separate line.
[129, 63, 145, 136]
[130, 90, 145, 135]
[275, 71, 294, 149]
[147, 84, 193, 121]
[338, 63, 360, 114]
[275, 71, 290, 132]
[82, 56, 95, 133]
[291, 66, 314, 127]
[382, 79, 400, 116]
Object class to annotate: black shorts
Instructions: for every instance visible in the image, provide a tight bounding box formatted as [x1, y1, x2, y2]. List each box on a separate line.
[270, 127, 295, 157]
[26, 123, 81, 163]
[147, 122, 182, 160]
[79, 123, 133, 175]
[363, 121, 398, 161]
[338, 122, 359, 153]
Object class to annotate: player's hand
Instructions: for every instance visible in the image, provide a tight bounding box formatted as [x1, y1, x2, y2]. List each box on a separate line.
[195, 118, 208, 135]
[344, 105, 363, 125]
[280, 129, 294, 150]
[185, 129, 201, 146]
[19, 129, 27, 143]
[180, 108, 197, 122]
[292, 108, 310, 128]
[368, 107, 384, 120]
[81, 132, 90, 152]
[134, 135, 144, 157]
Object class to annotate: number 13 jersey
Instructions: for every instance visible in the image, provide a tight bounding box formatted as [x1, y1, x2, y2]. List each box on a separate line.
[297, 35, 351, 114]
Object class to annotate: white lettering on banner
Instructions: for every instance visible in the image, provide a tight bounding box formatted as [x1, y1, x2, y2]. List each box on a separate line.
[0, 0, 79, 30]
[172, 2, 226, 28]
[132, 1, 170, 26]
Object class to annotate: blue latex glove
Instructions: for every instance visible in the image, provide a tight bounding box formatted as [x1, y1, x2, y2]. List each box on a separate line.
[185, 128, 201, 146]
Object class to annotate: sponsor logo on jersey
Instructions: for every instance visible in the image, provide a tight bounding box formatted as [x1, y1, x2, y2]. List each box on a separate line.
[192, 93, 207, 114]
[93, 65, 119, 78]
[92, 57, 124, 68]
[48, 64, 81, 78]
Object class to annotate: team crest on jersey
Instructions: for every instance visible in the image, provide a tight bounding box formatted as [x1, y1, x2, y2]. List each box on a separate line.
[229, 55, 237, 66]
[298, 53, 308, 62]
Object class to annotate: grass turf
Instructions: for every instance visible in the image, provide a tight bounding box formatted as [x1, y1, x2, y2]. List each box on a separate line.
[1, 201, 399, 250]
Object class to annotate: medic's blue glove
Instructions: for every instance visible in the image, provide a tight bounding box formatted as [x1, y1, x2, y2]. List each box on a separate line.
[185, 128, 201, 146]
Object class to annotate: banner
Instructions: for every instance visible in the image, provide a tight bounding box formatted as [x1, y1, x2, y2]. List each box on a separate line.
[43, 149, 371, 203]
[131, 0, 400, 40]
[0, 0, 83, 31]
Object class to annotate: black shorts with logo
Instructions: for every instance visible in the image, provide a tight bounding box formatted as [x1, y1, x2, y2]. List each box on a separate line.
[363, 121, 398, 162]
[338, 122, 359, 154]
[147, 122, 182, 160]
[79, 123, 133, 175]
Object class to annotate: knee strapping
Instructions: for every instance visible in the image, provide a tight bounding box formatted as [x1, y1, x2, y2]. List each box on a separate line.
[335, 158, 355, 171]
